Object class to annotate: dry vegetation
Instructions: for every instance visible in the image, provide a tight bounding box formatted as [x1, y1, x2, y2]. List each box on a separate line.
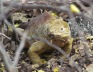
[0, 0, 93, 72]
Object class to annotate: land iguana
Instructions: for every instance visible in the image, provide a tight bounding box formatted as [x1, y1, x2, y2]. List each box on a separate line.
[27, 12, 73, 65]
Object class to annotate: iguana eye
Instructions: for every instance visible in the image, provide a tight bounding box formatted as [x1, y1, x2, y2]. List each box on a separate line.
[61, 28, 66, 31]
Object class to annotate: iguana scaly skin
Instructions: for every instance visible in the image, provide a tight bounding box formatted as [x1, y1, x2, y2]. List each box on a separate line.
[27, 12, 73, 65]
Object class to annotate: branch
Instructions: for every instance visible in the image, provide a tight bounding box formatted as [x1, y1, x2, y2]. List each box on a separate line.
[0, 2, 70, 22]
[0, 43, 18, 72]
[34, 37, 82, 72]
[13, 32, 27, 67]
[0, 33, 11, 40]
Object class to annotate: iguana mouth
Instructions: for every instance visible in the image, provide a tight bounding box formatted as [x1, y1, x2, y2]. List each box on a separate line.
[48, 34, 69, 42]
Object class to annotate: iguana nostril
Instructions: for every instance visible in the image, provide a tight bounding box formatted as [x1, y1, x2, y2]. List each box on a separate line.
[61, 28, 63, 30]
[57, 35, 60, 37]
[48, 33, 54, 38]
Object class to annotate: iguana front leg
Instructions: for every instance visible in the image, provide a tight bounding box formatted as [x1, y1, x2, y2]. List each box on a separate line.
[64, 37, 73, 54]
[27, 41, 48, 64]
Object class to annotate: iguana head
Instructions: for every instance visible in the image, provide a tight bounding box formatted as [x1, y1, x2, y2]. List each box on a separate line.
[48, 17, 71, 40]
